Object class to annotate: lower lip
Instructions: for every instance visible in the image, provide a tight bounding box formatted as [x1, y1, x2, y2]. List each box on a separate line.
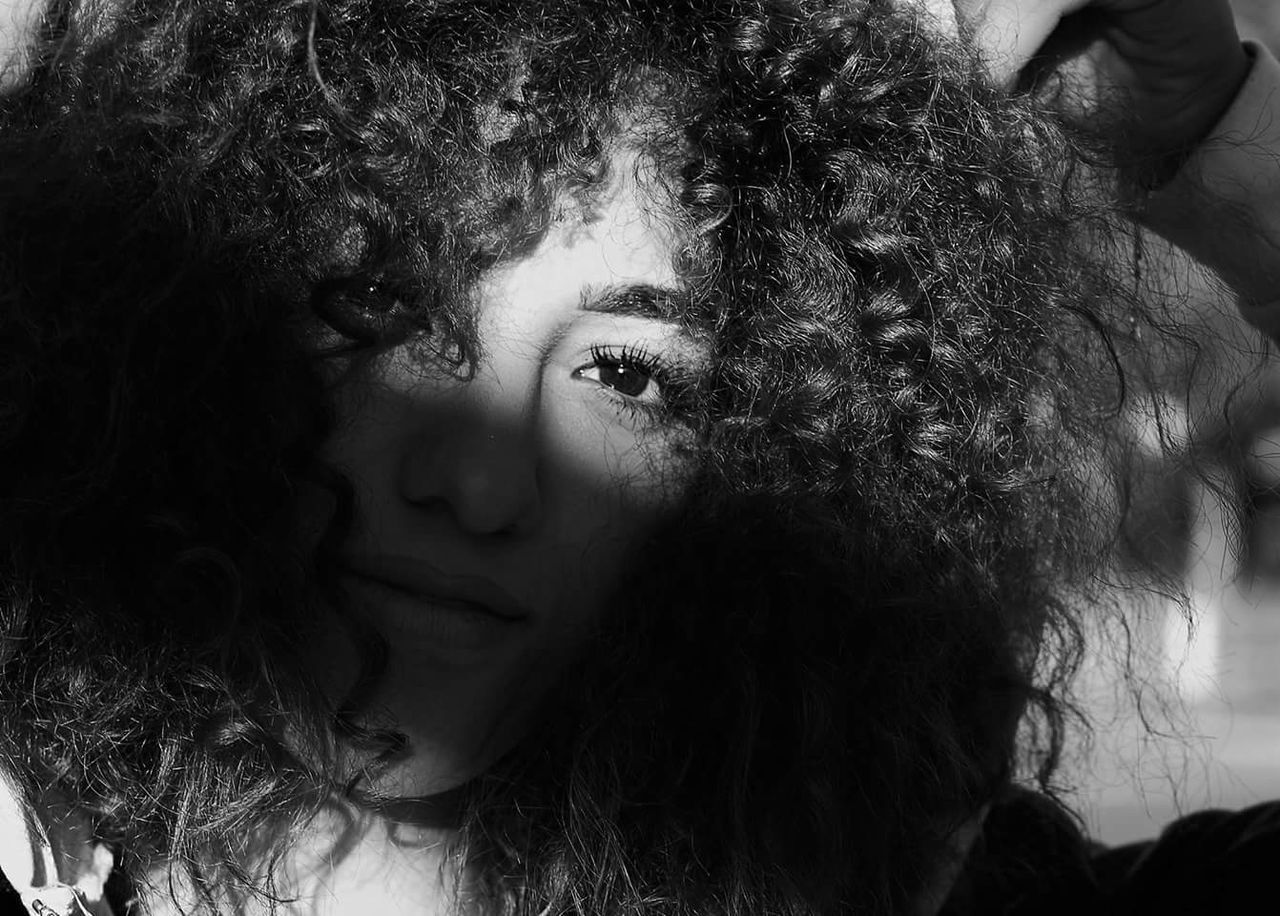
[341, 573, 527, 657]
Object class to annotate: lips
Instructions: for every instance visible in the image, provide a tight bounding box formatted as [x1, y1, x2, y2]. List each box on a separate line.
[339, 554, 531, 623]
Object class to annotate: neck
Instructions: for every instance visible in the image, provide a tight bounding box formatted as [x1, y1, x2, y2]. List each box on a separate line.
[139, 800, 467, 916]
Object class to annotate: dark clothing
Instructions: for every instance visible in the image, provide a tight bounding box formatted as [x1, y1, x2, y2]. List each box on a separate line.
[1089, 803, 1280, 915]
[3, 797, 1279, 915]
[947, 793, 1280, 916]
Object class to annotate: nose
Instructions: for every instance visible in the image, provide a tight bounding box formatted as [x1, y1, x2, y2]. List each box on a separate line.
[396, 389, 543, 537]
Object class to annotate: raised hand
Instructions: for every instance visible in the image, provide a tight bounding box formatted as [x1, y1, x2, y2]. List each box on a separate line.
[952, 0, 1250, 176]
[0, 773, 112, 916]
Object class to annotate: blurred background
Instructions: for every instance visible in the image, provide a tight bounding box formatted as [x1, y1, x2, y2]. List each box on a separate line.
[1070, 0, 1280, 844]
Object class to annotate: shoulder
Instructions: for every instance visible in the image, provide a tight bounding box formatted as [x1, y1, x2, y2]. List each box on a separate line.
[1091, 801, 1280, 915]
[945, 792, 1280, 916]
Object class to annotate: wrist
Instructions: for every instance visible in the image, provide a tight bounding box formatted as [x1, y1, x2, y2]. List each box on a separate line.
[1128, 42, 1253, 192]
[1135, 40, 1280, 315]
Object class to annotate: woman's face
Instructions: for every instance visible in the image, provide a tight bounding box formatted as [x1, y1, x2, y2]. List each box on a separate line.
[315, 149, 701, 795]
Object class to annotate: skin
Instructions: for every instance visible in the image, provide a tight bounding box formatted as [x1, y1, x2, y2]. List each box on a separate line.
[912, 3, 1253, 911]
[2, 2, 1256, 912]
[0, 0, 40, 89]
[950, 0, 1249, 167]
[130, 143, 705, 916]
[305, 4, 1255, 911]
[310, 146, 702, 800]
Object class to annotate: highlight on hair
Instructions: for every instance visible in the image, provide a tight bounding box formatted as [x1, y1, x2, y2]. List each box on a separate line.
[0, 0, 1162, 913]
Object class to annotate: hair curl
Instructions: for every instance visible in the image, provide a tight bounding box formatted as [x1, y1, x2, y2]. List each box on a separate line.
[0, 1, 1149, 913]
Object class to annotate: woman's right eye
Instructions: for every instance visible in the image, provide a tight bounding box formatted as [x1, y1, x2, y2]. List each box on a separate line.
[310, 277, 418, 343]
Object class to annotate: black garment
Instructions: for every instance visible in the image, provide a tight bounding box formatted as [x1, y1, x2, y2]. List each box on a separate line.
[4, 797, 1279, 915]
[0, 875, 19, 916]
[1091, 802, 1280, 915]
[946, 791, 1280, 916]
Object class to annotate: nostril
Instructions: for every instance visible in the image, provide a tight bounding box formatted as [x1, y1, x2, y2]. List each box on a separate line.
[399, 424, 542, 537]
[448, 460, 542, 536]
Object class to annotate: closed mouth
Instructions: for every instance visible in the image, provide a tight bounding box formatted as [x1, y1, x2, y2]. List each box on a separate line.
[339, 555, 531, 623]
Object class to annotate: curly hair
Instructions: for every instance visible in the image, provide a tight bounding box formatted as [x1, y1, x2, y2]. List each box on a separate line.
[0, 1, 1145, 913]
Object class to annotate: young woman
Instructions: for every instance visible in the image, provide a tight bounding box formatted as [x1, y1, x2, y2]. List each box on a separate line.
[0, 0, 1230, 914]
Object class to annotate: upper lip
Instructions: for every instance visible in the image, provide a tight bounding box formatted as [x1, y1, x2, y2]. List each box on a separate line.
[339, 554, 531, 622]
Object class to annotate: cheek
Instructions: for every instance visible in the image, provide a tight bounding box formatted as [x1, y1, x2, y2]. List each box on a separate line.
[314, 359, 410, 503]
[539, 403, 695, 597]
[548, 394, 692, 508]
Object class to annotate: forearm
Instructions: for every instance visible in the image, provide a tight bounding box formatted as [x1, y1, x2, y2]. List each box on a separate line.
[1138, 42, 1280, 341]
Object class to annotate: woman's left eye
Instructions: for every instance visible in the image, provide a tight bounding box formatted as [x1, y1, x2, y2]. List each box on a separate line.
[573, 345, 663, 404]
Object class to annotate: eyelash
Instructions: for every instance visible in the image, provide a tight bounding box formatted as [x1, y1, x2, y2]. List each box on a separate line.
[584, 343, 692, 424]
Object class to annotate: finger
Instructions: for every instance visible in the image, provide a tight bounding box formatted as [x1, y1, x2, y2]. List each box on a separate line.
[952, 0, 1089, 86]
[0, 772, 100, 916]
[20, 885, 94, 916]
[0, 0, 43, 89]
[0, 776, 102, 916]
[906, 0, 962, 39]
[0, 767, 54, 894]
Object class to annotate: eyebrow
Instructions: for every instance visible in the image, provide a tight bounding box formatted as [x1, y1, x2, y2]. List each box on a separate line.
[534, 282, 691, 370]
[579, 283, 688, 321]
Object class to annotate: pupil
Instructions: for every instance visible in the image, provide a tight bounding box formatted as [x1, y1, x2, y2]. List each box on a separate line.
[601, 361, 650, 398]
[354, 283, 394, 315]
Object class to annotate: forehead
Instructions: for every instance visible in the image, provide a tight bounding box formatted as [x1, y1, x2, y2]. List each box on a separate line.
[487, 145, 684, 300]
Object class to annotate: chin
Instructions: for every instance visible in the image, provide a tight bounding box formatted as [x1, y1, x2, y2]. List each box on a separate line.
[373, 658, 550, 797]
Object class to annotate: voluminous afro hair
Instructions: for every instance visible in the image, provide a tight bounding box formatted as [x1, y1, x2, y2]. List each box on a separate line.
[0, 1, 1141, 913]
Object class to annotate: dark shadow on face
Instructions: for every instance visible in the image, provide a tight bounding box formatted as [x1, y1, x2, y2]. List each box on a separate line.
[0, 155, 1025, 916]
